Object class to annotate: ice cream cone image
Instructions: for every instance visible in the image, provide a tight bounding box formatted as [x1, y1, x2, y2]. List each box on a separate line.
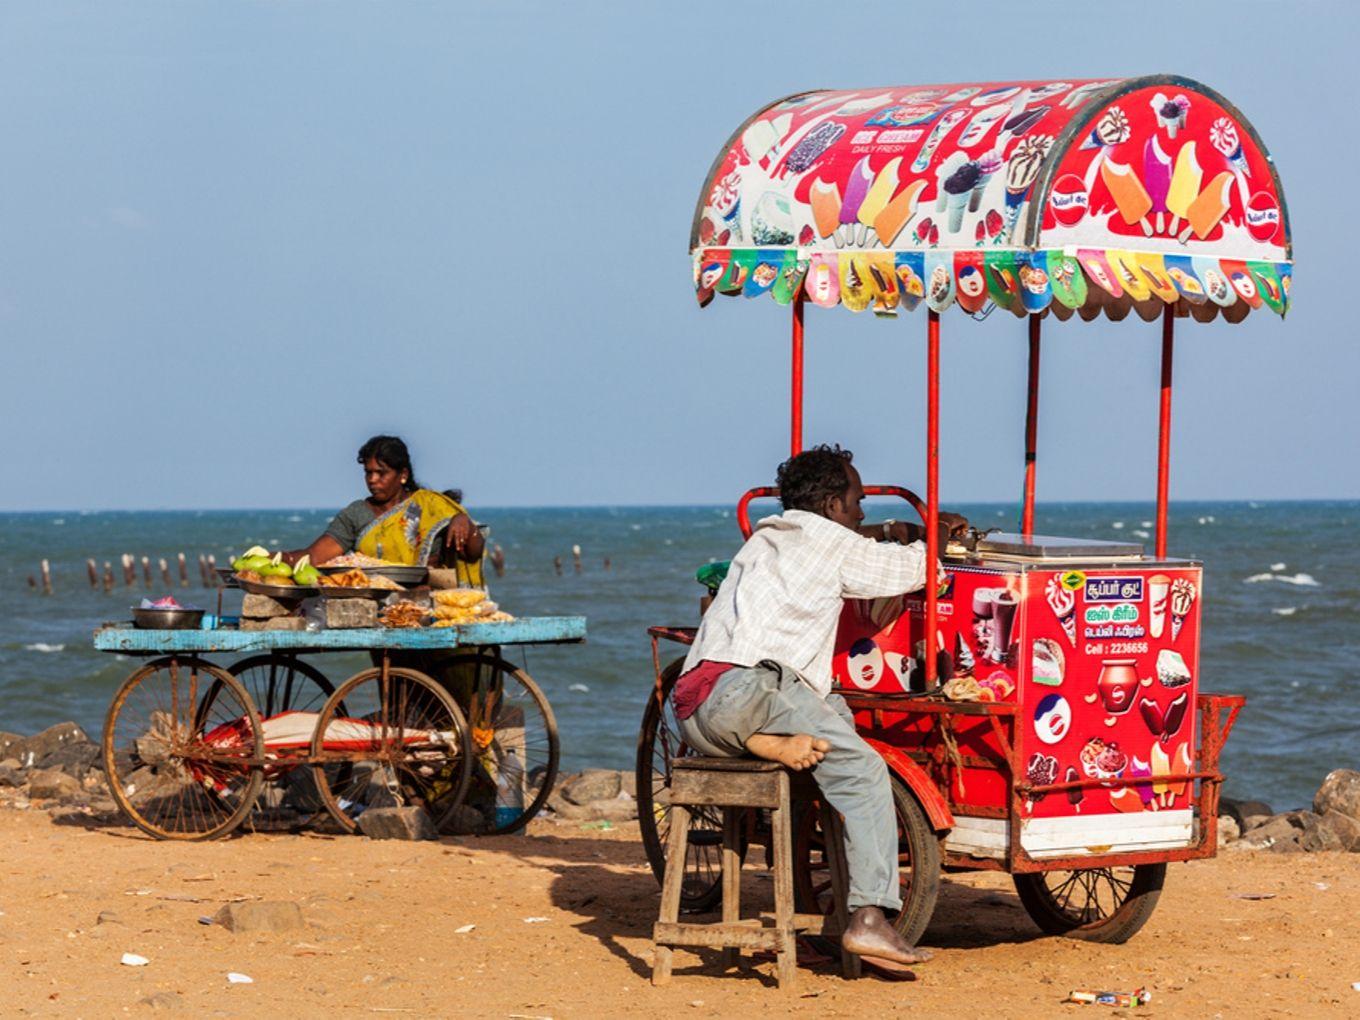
[1149, 573, 1170, 638]
[1151, 93, 1191, 139]
[1045, 576, 1077, 647]
[873, 179, 926, 246]
[1166, 142, 1202, 236]
[1178, 172, 1234, 243]
[1170, 578, 1197, 641]
[969, 152, 1002, 213]
[809, 179, 841, 240]
[857, 157, 901, 246]
[1001, 134, 1052, 238]
[1099, 158, 1153, 229]
[1209, 117, 1250, 178]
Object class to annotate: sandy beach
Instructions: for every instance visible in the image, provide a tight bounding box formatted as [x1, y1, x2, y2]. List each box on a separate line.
[2, 807, 1357, 1018]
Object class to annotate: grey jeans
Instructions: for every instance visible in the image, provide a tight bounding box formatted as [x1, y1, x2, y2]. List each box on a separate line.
[676, 662, 901, 912]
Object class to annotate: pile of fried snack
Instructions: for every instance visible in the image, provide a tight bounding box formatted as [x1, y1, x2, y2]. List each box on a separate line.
[319, 569, 404, 591]
[379, 587, 514, 629]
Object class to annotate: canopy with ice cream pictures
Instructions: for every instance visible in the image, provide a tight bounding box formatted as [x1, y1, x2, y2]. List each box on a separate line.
[692, 76, 1291, 321]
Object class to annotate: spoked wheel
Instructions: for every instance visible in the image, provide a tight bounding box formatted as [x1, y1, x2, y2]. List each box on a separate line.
[1013, 863, 1165, 943]
[440, 650, 559, 835]
[309, 666, 472, 834]
[636, 657, 742, 913]
[102, 656, 264, 841]
[223, 654, 337, 830]
[792, 772, 941, 947]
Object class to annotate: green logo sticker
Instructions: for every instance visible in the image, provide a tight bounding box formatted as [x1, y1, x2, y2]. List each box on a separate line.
[1060, 570, 1086, 591]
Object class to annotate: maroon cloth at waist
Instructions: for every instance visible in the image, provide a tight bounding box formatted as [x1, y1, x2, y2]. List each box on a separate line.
[672, 660, 738, 720]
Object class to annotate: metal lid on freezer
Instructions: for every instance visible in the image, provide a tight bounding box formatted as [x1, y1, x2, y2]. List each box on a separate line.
[974, 532, 1145, 562]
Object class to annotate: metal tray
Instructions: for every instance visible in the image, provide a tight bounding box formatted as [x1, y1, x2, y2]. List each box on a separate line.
[317, 586, 392, 600]
[237, 577, 318, 599]
[318, 565, 427, 586]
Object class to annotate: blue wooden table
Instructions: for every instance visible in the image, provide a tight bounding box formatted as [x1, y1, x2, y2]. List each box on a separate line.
[93, 616, 587, 655]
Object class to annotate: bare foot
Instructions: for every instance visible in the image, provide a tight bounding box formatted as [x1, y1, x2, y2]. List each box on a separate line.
[841, 906, 933, 972]
[743, 733, 831, 771]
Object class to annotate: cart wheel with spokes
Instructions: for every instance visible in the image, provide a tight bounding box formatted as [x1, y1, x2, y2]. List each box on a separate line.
[439, 650, 559, 836]
[636, 657, 744, 913]
[309, 666, 472, 834]
[1012, 862, 1165, 943]
[792, 772, 941, 947]
[222, 653, 337, 830]
[102, 656, 264, 841]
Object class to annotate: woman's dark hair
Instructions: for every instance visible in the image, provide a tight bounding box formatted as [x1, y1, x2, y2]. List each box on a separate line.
[776, 444, 853, 513]
[358, 435, 418, 491]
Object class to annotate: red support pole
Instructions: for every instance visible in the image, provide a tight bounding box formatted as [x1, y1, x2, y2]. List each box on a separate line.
[925, 310, 941, 687]
[1155, 305, 1175, 559]
[1021, 315, 1041, 536]
[790, 296, 805, 456]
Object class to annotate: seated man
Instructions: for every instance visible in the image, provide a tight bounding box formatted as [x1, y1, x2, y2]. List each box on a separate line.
[673, 444, 966, 973]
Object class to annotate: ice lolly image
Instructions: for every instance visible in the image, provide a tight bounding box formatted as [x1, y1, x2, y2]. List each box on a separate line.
[911, 108, 969, 174]
[838, 157, 874, 245]
[1148, 573, 1171, 638]
[874, 178, 927, 246]
[776, 119, 846, 177]
[1099, 159, 1153, 229]
[1166, 141, 1203, 235]
[1143, 137, 1173, 235]
[1045, 576, 1077, 647]
[958, 102, 1008, 148]
[805, 257, 839, 307]
[1178, 172, 1234, 242]
[1169, 578, 1198, 640]
[809, 178, 842, 240]
[1065, 766, 1083, 811]
[856, 157, 901, 246]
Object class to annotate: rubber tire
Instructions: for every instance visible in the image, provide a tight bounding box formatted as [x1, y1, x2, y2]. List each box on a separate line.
[1013, 862, 1165, 944]
[792, 772, 941, 947]
[103, 656, 264, 842]
[636, 657, 738, 913]
[440, 650, 560, 835]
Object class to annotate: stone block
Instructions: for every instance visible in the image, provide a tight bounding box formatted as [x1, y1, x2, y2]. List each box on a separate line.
[1220, 796, 1275, 831]
[37, 741, 100, 778]
[27, 767, 85, 803]
[1314, 769, 1360, 822]
[0, 762, 25, 788]
[561, 768, 621, 806]
[0, 732, 22, 759]
[13, 722, 90, 767]
[324, 599, 379, 629]
[241, 593, 299, 618]
[357, 806, 437, 841]
[1217, 815, 1241, 845]
[213, 900, 305, 933]
[241, 616, 307, 631]
[1301, 810, 1360, 853]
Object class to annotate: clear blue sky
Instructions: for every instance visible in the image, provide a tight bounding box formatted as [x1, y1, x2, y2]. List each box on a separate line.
[1, 2, 1354, 511]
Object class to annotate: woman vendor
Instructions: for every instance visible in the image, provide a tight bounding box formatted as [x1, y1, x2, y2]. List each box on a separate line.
[287, 435, 485, 587]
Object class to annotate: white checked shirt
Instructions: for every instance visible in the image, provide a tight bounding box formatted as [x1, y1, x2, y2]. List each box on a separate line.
[684, 509, 933, 698]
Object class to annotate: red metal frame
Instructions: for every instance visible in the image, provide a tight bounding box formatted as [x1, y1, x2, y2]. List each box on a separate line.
[737, 485, 926, 540]
[924, 311, 941, 686]
[1022, 315, 1041, 536]
[791, 297, 805, 456]
[1156, 305, 1175, 559]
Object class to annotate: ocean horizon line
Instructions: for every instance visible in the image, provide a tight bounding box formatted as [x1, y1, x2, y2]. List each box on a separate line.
[2, 497, 1358, 516]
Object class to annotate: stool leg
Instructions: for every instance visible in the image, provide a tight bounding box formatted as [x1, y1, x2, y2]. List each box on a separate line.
[821, 803, 861, 980]
[771, 775, 796, 990]
[652, 803, 691, 987]
[721, 806, 741, 971]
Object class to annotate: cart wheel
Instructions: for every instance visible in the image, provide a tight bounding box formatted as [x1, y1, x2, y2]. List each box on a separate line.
[636, 657, 743, 913]
[792, 772, 941, 947]
[440, 651, 559, 836]
[102, 656, 264, 841]
[309, 666, 472, 834]
[1012, 863, 1165, 944]
[223, 654, 337, 830]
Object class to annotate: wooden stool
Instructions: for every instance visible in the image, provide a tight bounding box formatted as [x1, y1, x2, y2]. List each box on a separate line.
[651, 757, 861, 989]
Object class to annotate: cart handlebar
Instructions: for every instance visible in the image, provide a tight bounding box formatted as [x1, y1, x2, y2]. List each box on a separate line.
[737, 485, 927, 539]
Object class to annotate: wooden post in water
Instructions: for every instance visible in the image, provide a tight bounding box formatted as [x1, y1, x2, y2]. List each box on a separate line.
[27, 575, 37, 590]
[207, 554, 220, 587]
[40, 559, 53, 595]
[122, 554, 136, 586]
[103, 562, 114, 592]
[141, 556, 153, 588]
[197, 555, 209, 587]
[86, 559, 99, 588]
[159, 558, 172, 587]
[177, 552, 189, 587]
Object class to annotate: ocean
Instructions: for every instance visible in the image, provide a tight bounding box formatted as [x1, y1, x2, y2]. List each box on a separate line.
[1, 502, 1355, 811]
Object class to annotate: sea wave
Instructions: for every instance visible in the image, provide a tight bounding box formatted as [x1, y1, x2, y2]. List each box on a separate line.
[1273, 607, 1298, 616]
[25, 643, 65, 653]
[1244, 572, 1319, 586]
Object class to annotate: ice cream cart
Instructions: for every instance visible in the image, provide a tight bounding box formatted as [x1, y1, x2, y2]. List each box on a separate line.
[637, 75, 1289, 943]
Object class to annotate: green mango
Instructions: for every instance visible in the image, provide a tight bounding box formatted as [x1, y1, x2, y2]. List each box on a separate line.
[238, 555, 272, 573]
[292, 554, 319, 586]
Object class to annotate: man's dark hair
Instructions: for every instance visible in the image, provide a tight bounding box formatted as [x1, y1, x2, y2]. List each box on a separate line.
[777, 444, 853, 514]
[357, 435, 419, 492]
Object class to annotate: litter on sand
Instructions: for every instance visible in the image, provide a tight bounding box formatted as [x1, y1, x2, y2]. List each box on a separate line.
[523, 916, 549, 923]
[120, 953, 149, 967]
[227, 972, 254, 984]
[454, 924, 476, 934]
[1232, 892, 1277, 900]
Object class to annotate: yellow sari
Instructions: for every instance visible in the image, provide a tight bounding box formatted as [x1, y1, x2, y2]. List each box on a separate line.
[355, 488, 485, 588]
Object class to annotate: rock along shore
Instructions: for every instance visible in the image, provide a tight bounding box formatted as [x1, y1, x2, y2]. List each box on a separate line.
[2, 722, 1358, 851]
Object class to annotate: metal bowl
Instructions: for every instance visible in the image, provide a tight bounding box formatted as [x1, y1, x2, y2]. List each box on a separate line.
[132, 607, 205, 630]
[318, 565, 428, 586]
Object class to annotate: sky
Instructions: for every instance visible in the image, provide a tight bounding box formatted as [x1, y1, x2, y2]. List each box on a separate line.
[1, 1, 1356, 511]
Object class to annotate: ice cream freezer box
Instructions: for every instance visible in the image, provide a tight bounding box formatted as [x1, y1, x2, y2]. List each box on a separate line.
[831, 534, 1202, 861]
